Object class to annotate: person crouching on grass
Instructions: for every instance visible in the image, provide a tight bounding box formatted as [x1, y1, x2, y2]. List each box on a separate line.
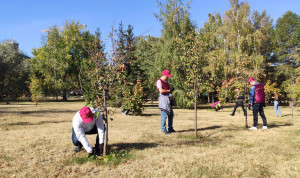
[72, 106, 104, 156]
[211, 100, 221, 111]
[156, 70, 176, 134]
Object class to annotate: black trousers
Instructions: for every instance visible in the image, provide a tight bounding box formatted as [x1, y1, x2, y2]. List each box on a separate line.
[232, 101, 246, 116]
[72, 126, 99, 149]
[253, 103, 267, 127]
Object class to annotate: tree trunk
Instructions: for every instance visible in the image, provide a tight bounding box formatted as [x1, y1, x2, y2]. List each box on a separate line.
[207, 93, 210, 103]
[62, 91, 68, 101]
[292, 101, 294, 119]
[194, 82, 197, 138]
[104, 116, 108, 155]
[151, 92, 154, 104]
[292, 79, 295, 118]
[244, 82, 248, 128]
[103, 89, 108, 156]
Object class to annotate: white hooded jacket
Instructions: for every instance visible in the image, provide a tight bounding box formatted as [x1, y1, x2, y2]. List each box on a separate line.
[72, 108, 104, 152]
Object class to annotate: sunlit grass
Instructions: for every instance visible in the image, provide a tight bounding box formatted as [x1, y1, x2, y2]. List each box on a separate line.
[64, 150, 131, 166]
[0, 100, 299, 177]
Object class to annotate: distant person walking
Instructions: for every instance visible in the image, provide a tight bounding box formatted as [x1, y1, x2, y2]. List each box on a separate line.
[230, 88, 246, 116]
[273, 91, 282, 117]
[156, 70, 175, 134]
[248, 78, 268, 130]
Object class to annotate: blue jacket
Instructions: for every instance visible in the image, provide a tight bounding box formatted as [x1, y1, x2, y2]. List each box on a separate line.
[249, 82, 258, 104]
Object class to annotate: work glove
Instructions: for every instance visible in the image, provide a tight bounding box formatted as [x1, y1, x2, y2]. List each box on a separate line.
[170, 87, 175, 93]
[88, 150, 94, 158]
[248, 103, 253, 110]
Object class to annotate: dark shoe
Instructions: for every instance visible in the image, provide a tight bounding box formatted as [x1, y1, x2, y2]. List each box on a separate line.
[163, 131, 170, 134]
[95, 143, 104, 156]
[168, 128, 176, 132]
[73, 145, 82, 153]
[230, 113, 234, 116]
[88, 151, 94, 158]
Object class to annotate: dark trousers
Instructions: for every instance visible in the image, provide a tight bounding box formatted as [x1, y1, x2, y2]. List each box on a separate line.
[72, 125, 99, 149]
[232, 101, 246, 116]
[253, 103, 267, 127]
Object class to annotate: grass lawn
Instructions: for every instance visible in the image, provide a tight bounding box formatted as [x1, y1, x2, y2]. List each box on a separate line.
[0, 100, 299, 177]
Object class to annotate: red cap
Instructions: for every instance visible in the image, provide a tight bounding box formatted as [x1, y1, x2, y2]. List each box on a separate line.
[79, 107, 93, 124]
[162, 70, 172, 77]
[248, 77, 255, 83]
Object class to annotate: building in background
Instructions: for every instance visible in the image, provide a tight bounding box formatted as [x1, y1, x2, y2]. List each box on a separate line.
[0, 39, 19, 51]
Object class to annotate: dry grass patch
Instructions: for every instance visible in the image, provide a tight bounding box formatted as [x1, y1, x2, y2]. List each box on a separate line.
[0, 100, 300, 177]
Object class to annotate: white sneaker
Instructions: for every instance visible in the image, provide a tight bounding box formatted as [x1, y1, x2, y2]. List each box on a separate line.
[248, 126, 257, 130]
[262, 126, 268, 130]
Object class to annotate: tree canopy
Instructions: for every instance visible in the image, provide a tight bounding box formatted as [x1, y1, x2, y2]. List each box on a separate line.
[1, 0, 299, 105]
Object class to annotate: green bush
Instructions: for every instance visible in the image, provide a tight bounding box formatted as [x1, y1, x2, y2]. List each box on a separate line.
[121, 79, 144, 115]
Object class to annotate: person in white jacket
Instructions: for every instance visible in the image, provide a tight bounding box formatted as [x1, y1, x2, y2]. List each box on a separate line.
[72, 106, 104, 155]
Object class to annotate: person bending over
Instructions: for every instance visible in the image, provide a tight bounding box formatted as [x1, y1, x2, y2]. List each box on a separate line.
[72, 106, 104, 156]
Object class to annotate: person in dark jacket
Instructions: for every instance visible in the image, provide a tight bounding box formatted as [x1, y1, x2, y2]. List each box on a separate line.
[248, 78, 268, 130]
[230, 88, 246, 116]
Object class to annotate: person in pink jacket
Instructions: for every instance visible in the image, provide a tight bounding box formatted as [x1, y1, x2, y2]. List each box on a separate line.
[248, 78, 268, 130]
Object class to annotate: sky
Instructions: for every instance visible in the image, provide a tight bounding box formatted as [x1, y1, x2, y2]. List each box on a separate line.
[1, 0, 299, 57]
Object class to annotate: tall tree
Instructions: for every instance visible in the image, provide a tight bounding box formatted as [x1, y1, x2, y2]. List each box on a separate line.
[30, 21, 92, 101]
[79, 25, 121, 155]
[117, 23, 145, 115]
[177, 31, 206, 137]
[31, 26, 70, 100]
[135, 35, 159, 103]
[0, 40, 30, 100]
[201, 13, 224, 103]
[221, 0, 253, 89]
[274, 11, 300, 103]
[155, 0, 196, 108]
[251, 10, 274, 82]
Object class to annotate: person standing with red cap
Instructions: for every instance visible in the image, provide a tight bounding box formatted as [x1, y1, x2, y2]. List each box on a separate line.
[248, 78, 268, 130]
[72, 106, 105, 156]
[156, 70, 176, 134]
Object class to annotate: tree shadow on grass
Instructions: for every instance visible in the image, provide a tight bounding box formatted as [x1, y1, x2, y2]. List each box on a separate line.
[280, 114, 299, 117]
[109, 142, 158, 151]
[141, 113, 160, 116]
[143, 104, 158, 108]
[196, 105, 234, 110]
[161, 133, 224, 147]
[0, 110, 75, 115]
[282, 114, 292, 117]
[268, 123, 293, 128]
[7, 120, 70, 126]
[176, 125, 222, 133]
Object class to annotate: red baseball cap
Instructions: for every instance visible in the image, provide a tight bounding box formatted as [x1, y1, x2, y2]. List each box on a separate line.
[248, 77, 255, 83]
[162, 70, 172, 77]
[79, 107, 93, 124]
